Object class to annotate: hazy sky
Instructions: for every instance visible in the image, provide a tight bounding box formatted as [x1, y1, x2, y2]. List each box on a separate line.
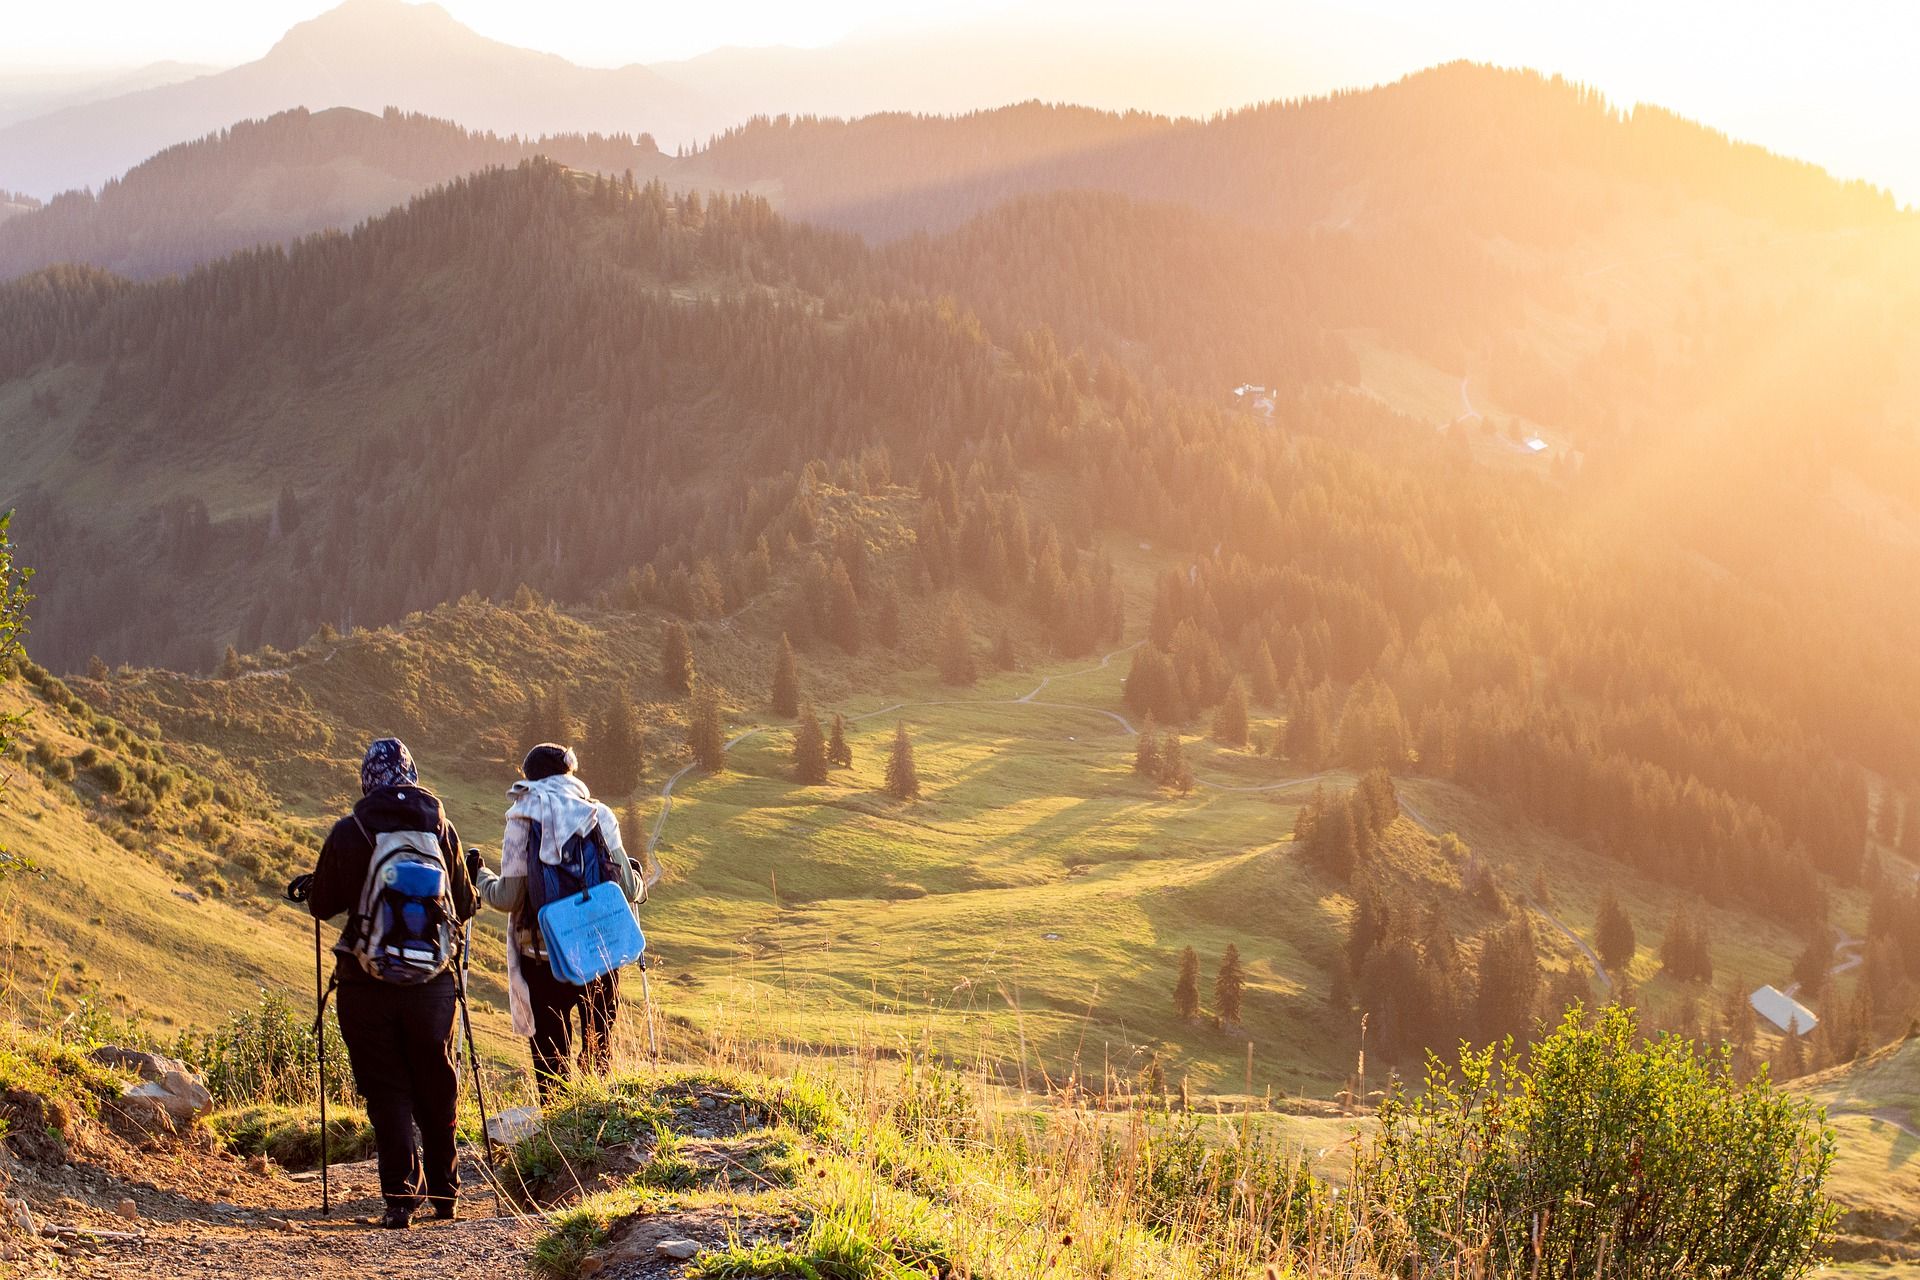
[8, 0, 1918, 200]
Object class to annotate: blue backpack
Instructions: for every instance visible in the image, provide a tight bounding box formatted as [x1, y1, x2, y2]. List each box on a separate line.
[525, 821, 645, 986]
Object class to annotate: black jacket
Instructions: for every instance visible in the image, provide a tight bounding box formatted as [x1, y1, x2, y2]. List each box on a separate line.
[309, 784, 477, 984]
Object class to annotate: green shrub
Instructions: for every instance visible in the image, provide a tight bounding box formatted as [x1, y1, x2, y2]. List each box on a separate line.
[89, 758, 125, 794]
[1356, 1005, 1836, 1279]
[75, 745, 99, 768]
[173, 991, 352, 1107]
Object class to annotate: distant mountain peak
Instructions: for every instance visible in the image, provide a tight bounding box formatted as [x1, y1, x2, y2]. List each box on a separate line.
[267, 0, 476, 60]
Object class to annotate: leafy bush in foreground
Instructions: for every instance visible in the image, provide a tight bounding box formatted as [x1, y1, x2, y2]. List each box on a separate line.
[1357, 1005, 1836, 1279]
[173, 991, 353, 1107]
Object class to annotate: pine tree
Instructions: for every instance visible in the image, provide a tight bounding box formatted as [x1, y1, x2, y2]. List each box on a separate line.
[620, 798, 646, 862]
[588, 687, 644, 796]
[688, 683, 726, 773]
[1250, 640, 1281, 707]
[992, 628, 1017, 671]
[544, 684, 573, 746]
[1659, 907, 1712, 983]
[1474, 918, 1540, 1044]
[827, 712, 852, 768]
[218, 644, 243, 679]
[1307, 795, 1359, 880]
[1173, 946, 1201, 1021]
[874, 586, 902, 648]
[1159, 730, 1194, 793]
[518, 690, 547, 757]
[770, 633, 800, 718]
[660, 622, 694, 694]
[792, 702, 828, 784]
[1214, 944, 1246, 1029]
[1776, 1028, 1806, 1079]
[1595, 891, 1636, 974]
[1212, 677, 1249, 748]
[1355, 767, 1398, 835]
[884, 722, 920, 800]
[827, 561, 862, 654]
[937, 598, 976, 686]
[1133, 712, 1160, 779]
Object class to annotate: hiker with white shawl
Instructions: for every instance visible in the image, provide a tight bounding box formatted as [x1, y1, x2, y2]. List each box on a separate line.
[471, 743, 648, 1100]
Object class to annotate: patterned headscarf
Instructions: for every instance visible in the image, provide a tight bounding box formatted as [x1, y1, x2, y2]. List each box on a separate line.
[360, 738, 418, 795]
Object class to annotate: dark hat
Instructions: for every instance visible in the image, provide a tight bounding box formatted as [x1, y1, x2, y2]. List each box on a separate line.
[521, 743, 578, 782]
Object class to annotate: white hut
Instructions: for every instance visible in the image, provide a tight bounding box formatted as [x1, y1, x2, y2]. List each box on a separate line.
[1749, 985, 1818, 1036]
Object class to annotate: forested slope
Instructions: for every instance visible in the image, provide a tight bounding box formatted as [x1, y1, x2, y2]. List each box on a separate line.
[0, 106, 684, 281]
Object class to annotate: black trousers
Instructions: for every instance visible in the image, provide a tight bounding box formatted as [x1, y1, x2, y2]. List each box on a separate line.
[335, 975, 459, 1213]
[522, 955, 619, 1101]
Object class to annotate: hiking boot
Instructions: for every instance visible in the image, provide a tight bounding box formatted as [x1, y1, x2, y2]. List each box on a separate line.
[426, 1200, 456, 1222]
[381, 1205, 414, 1230]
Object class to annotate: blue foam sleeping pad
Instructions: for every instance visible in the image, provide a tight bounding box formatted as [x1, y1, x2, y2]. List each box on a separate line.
[537, 880, 646, 986]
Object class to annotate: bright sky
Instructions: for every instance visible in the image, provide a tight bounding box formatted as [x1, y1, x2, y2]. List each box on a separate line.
[8, 0, 1918, 200]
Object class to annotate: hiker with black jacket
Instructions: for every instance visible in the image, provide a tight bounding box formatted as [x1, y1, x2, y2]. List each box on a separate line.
[471, 743, 646, 1101]
[301, 738, 476, 1229]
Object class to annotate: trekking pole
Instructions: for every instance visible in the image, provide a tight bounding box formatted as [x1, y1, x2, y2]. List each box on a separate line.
[285, 874, 331, 1218]
[632, 851, 663, 1065]
[314, 918, 331, 1218]
[456, 920, 500, 1192]
[638, 955, 660, 1065]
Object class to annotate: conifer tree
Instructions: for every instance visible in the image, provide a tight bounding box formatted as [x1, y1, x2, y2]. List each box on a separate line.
[545, 684, 573, 746]
[1212, 677, 1249, 748]
[688, 683, 726, 773]
[827, 712, 852, 768]
[792, 702, 828, 784]
[884, 721, 920, 799]
[1474, 918, 1540, 1044]
[874, 585, 902, 648]
[1173, 946, 1201, 1021]
[827, 561, 862, 654]
[1776, 1028, 1806, 1079]
[770, 632, 800, 718]
[1159, 730, 1194, 794]
[518, 690, 547, 757]
[218, 644, 243, 679]
[587, 687, 644, 796]
[1250, 640, 1281, 707]
[1214, 944, 1246, 1029]
[993, 628, 1017, 671]
[1595, 891, 1636, 974]
[1133, 713, 1160, 779]
[937, 597, 976, 686]
[1355, 767, 1398, 835]
[620, 798, 646, 863]
[660, 622, 695, 694]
